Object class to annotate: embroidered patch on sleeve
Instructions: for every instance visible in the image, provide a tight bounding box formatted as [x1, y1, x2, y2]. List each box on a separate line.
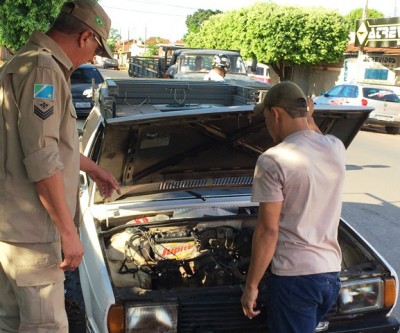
[33, 84, 54, 100]
[33, 100, 54, 120]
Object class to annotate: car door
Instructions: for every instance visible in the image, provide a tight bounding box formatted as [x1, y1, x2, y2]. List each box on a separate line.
[362, 87, 400, 118]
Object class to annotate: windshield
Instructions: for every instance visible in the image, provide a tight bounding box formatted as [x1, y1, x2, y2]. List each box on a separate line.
[177, 53, 247, 75]
[325, 85, 358, 98]
[71, 67, 104, 84]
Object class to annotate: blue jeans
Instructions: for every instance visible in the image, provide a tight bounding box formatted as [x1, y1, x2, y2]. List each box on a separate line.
[266, 272, 340, 333]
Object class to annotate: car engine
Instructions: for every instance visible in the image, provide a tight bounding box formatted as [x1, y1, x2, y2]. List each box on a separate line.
[106, 222, 254, 290]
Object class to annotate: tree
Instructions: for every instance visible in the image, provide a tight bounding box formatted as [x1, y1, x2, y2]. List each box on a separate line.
[143, 36, 171, 56]
[0, 0, 65, 52]
[107, 28, 121, 53]
[185, 9, 222, 37]
[185, 3, 349, 81]
[0, 0, 122, 54]
[345, 8, 384, 32]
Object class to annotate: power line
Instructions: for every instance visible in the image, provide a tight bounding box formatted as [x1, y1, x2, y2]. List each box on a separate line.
[101, 5, 192, 17]
[122, 0, 199, 11]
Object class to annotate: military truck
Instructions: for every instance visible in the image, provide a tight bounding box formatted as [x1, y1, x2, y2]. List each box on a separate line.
[128, 47, 270, 91]
[96, 78, 261, 119]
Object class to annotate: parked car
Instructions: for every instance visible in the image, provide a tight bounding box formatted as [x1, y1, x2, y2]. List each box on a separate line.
[78, 83, 399, 333]
[103, 58, 119, 70]
[70, 64, 104, 118]
[313, 84, 400, 134]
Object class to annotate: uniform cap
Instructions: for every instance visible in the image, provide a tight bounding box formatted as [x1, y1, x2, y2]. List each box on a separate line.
[254, 81, 308, 115]
[61, 0, 112, 58]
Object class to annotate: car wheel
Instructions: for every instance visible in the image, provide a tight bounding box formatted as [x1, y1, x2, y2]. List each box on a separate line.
[385, 126, 399, 134]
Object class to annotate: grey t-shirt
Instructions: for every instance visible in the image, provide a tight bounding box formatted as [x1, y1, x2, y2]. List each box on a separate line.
[251, 130, 345, 276]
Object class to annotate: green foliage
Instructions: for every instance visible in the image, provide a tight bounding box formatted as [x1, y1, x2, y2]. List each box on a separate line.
[345, 8, 384, 32]
[0, 0, 113, 53]
[185, 3, 350, 81]
[107, 28, 121, 53]
[0, 0, 65, 52]
[142, 36, 171, 56]
[185, 9, 222, 37]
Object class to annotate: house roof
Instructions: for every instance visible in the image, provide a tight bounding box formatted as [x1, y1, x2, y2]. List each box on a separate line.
[346, 44, 400, 55]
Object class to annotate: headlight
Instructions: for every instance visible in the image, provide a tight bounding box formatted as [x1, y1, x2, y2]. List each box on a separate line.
[108, 302, 178, 333]
[83, 88, 93, 98]
[338, 278, 384, 314]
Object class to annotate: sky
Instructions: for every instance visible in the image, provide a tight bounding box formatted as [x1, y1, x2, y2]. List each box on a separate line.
[99, 0, 400, 42]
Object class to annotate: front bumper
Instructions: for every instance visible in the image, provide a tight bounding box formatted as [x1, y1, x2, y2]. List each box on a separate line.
[326, 315, 399, 332]
[73, 99, 94, 117]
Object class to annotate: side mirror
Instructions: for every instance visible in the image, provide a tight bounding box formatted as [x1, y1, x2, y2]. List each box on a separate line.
[321, 90, 327, 96]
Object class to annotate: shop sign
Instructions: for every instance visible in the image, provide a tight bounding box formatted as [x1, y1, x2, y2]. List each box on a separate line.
[355, 17, 400, 47]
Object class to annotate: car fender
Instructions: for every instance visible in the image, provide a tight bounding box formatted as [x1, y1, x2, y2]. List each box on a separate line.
[79, 209, 115, 333]
[340, 217, 399, 314]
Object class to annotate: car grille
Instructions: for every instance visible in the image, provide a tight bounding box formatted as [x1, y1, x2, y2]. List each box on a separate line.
[160, 177, 253, 190]
[179, 294, 267, 333]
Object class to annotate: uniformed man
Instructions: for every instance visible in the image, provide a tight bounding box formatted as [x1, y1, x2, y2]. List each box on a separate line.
[0, 1, 120, 332]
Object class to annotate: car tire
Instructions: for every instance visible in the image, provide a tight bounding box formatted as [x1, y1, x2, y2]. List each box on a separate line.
[385, 126, 399, 134]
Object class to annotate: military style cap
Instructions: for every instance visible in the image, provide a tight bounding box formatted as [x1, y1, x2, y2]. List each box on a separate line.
[254, 81, 308, 115]
[61, 0, 112, 58]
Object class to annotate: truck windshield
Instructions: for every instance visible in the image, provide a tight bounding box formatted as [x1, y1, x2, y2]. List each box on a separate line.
[178, 53, 247, 75]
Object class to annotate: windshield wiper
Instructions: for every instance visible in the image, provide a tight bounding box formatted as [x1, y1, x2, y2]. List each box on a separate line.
[186, 190, 206, 201]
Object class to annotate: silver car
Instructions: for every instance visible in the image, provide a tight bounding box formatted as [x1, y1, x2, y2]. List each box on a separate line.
[314, 84, 400, 134]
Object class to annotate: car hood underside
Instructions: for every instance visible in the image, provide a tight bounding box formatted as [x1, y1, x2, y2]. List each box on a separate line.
[96, 105, 372, 202]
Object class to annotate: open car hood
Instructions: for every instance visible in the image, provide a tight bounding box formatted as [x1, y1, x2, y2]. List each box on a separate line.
[96, 105, 372, 202]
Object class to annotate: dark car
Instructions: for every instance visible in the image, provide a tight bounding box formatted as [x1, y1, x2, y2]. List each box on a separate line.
[78, 79, 399, 333]
[70, 64, 104, 118]
[103, 58, 119, 70]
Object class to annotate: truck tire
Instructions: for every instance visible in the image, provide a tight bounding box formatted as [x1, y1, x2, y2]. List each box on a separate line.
[385, 126, 399, 134]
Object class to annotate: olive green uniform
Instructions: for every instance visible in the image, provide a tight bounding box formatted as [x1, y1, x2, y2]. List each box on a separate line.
[0, 31, 79, 332]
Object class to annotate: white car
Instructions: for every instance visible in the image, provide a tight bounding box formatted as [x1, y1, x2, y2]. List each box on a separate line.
[78, 80, 399, 333]
[314, 84, 400, 134]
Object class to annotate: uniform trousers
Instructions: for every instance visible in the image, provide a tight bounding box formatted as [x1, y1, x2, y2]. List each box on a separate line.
[0, 241, 67, 333]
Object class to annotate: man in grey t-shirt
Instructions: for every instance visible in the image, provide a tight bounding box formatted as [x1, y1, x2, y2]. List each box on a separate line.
[241, 81, 345, 333]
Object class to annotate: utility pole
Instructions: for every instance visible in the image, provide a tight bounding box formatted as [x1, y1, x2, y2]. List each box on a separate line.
[144, 26, 147, 55]
[357, 0, 369, 82]
[359, 0, 368, 56]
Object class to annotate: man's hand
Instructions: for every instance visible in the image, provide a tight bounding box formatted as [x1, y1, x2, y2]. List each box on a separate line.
[80, 154, 121, 198]
[90, 165, 121, 198]
[241, 285, 261, 319]
[59, 230, 84, 271]
[307, 98, 322, 134]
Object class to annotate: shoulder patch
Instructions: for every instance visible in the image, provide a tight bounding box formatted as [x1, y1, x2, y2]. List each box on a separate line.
[34, 84, 54, 100]
[33, 100, 54, 120]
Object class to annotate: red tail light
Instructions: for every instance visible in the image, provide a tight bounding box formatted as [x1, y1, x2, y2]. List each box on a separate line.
[361, 99, 368, 106]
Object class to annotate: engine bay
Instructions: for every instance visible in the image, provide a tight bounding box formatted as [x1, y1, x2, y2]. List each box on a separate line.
[101, 207, 382, 291]
[105, 217, 254, 290]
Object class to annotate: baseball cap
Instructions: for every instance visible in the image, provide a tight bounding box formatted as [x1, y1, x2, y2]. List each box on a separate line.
[254, 81, 308, 115]
[60, 0, 113, 58]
